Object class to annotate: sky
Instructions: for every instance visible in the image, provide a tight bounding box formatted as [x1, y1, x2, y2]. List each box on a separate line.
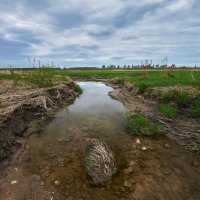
[0, 0, 200, 68]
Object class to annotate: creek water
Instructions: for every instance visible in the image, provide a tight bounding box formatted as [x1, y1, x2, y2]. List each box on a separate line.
[0, 82, 200, 200]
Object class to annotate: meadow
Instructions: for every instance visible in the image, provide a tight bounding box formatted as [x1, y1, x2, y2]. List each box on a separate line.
[0, 68, 200, 90]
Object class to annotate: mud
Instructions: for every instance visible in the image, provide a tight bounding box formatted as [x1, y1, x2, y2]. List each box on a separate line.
[108, 82, 200, 148]
[0, 80, 79, 164]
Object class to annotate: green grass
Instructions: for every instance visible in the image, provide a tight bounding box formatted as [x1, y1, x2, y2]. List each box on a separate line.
[137, 83, 149, 94]
[35, 120, 45, 135]
[159, 104, 177, 118]
[126, 114, 160, 136]
[0, 148, 6, 159]
[162, 90, 190, 107]
[1, 69, 200, 89]
[75, 84, 83, 94]
[126, 114, 148, 130]
[192, 145, 200, 153]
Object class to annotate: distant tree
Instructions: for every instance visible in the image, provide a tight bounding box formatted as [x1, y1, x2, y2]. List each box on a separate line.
[102, 65, 106, 69]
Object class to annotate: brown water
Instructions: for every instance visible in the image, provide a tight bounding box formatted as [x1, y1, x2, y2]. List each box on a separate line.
[0, 82, 200, 200]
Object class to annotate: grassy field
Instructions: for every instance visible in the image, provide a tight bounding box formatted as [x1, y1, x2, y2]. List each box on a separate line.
[0, 68, 200, 89]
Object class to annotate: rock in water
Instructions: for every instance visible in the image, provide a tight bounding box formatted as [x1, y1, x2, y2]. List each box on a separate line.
[85, 139, 117, 184]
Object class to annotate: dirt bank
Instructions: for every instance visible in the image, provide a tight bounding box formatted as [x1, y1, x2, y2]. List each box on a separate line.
[108, 82, 200, 150]
[0, 80, 80, 164]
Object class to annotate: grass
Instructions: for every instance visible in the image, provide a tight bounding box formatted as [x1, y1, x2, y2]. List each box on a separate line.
[0, 148, 6, 159]
[159, 104, 177, 118]
[126, 114, 160, 136]
[1, 69, 200, 89]
[126, 114, 148, 130]
[35, 120, 45, 135]
[137, 83, 149, 94]
[75, 84, 83, 94]
[86, 154, 93, 169]
[192, 145, 200, 153]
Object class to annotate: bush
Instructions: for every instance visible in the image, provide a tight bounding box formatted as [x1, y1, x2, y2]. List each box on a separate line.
[159, 104, 177, 118]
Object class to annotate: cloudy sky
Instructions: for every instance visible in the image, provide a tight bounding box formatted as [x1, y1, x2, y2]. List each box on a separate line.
[0, 0, 199, 67]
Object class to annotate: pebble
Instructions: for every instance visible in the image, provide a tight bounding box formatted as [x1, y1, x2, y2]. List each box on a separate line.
[164, 144, 171, 149]
[40, 181, 45, 186]
[54, 180, 61, 186]
[11, 180, 18, 185]
[136, 139, 141, 144]
[142, 147, 147, 151]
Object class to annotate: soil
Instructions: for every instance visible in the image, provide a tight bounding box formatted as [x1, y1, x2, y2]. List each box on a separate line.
[0, 80, 80, 166]
[108, 82, 200, 149]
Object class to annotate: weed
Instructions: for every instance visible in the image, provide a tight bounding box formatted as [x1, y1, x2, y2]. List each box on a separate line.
[190, 107, 200, 118]
[0, 148, 6, 159]
[162, 90, 179, 102]
[159, 104, 177, 118]
[86, 154, 93, 169]
[126, 114, 148, 130]
[137, 83, 149, 94]
[114, 78, 125, 85]
[126, 114, 160, 136]
[75, 84, 83, 94]
[35, 120, 45, 135]
[192, 145, 200, 153]
[148, 122, 160, 136]
[176, 92, 190, 107]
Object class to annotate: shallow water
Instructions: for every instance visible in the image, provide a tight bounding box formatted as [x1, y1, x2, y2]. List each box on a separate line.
[1, 82, 200, 200]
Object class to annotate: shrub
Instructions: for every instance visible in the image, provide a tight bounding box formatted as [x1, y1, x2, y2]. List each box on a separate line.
[159, 104, 177, 118]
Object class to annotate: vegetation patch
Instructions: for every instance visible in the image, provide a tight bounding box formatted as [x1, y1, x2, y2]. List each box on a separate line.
[192, 145, 200, 153]
[137, 83, 149, 94]
[159, 104, 177, 118]
[35, 120, 45, 135]
[126, 114, 160, 136]
[0, 148, 7, 160]
[75, 84, 83, 94]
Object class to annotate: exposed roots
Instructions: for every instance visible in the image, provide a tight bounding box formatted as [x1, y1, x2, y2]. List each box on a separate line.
[85, 139, 117, 184]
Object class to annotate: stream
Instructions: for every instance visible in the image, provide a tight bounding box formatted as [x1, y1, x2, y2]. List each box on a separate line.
[0, 82, 200, 200]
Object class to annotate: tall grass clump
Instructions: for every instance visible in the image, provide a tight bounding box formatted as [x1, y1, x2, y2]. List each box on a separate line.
[159, 104, 177, 118]
[75, 84, 83, 94]
[137, 83, 149, 94]
[126, 114, 160, 136]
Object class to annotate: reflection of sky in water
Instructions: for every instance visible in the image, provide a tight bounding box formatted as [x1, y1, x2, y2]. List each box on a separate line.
[45, 82, 125, 138]
[69, 82, 124, 114]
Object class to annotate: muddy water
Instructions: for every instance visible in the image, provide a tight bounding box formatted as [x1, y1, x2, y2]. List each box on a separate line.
[1, 82, 200, 200]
